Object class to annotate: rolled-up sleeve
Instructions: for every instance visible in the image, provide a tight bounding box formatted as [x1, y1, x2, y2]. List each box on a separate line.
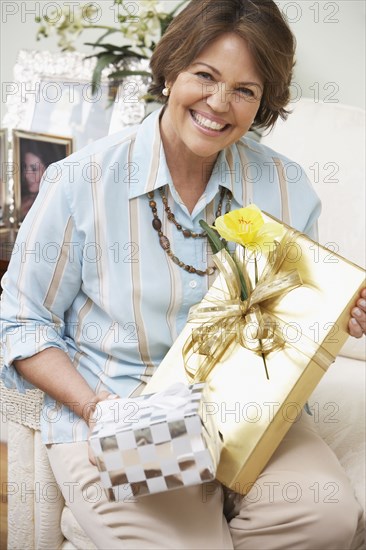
[0, 162, 83, 392]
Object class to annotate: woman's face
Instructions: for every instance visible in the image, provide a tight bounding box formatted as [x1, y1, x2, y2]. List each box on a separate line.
[161, 32, 263, 165]
[23, 152, 46, 194]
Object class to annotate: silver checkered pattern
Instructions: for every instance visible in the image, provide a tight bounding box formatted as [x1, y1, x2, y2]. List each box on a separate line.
[89, 384, 216, 500]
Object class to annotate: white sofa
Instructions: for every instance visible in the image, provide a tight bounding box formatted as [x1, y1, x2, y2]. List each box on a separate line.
[1, 98, 365, 549]
[260, 98, 366, 545]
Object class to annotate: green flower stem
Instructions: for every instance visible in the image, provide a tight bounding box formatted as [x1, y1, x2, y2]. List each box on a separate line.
[254, 256, 269, 380]
[199, 220, 224, 255]
[200, 220, 249, 300]
[261, 344, 269, 380]
[82, 25, 120, 31]
[233, 253, 248, 301]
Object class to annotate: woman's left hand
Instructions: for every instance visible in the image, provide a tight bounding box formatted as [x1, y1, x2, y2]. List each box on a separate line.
[348, 288, 366, 338]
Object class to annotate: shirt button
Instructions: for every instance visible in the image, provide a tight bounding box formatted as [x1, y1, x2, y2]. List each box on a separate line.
[189, 280, 197, 289]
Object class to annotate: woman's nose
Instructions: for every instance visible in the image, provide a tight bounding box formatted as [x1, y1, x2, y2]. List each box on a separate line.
[205, 82, 230, 112]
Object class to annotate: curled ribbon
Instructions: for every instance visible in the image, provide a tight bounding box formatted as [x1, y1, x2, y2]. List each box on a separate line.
[183, 228, 305, 382]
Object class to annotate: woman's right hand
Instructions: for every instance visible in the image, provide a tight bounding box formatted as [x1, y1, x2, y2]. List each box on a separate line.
[86, 391, 119, 466]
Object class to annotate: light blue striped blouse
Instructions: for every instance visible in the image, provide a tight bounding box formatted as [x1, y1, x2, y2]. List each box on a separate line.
[0, 107, 321, 443]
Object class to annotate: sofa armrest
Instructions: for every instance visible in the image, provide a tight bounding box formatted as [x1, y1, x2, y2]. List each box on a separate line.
[7, 421, 65, 550]
[7, 421, 35, 549]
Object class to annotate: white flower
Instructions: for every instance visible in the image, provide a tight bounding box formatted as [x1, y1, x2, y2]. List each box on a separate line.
[36, 0, 188, 59]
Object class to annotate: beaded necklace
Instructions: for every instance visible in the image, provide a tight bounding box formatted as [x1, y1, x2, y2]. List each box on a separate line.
[148, 185, 232, 276]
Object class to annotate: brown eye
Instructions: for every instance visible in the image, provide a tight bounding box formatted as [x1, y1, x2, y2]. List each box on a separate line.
[197, 72, 213, 80]
[236, 87, 255, 97]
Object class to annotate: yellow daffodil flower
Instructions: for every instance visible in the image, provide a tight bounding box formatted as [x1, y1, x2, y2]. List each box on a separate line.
[214, 204, 284, 251]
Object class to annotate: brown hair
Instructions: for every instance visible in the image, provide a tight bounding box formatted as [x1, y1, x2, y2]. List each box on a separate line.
[149, 0, 295, 130]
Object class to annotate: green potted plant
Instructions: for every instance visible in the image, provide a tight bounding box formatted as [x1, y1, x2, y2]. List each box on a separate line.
[36, 0, 187, 95]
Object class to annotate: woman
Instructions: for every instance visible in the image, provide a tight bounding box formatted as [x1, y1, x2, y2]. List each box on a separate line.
[1, 1, 365, 548]
[20, 140, 66, 221]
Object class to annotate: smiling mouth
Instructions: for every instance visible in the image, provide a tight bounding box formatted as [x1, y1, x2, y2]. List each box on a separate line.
[190, 110, 229, 132]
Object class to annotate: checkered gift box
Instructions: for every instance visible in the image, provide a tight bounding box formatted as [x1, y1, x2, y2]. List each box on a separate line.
[89, 383, 217, 500]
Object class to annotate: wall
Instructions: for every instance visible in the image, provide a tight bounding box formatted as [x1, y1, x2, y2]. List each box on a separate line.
[281, 0, 365, 109]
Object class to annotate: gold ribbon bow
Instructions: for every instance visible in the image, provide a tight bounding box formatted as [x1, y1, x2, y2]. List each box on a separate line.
[183, 228, 304, 382]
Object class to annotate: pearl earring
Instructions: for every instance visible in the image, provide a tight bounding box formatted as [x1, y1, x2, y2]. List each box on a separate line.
[162, 86, 170, 97]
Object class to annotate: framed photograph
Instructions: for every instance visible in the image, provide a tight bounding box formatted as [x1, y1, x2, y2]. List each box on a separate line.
[13, 129, 73, 223]
[0, 128, 9, 226]
[3, 50, 149, 150]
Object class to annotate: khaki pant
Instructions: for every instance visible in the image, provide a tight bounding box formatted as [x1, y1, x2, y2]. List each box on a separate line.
[47, 412, 363, 549]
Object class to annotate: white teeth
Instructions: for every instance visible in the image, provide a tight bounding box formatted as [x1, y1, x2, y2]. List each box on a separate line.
[192, 111, 226, 131]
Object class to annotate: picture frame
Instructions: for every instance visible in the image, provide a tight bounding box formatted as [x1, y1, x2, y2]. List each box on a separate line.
[3, 50, 149, 151]
[0, 128, 9, 226]
[12, 129, 73, 224]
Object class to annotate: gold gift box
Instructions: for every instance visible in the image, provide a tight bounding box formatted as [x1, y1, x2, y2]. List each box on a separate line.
[144, 215, 365, 494]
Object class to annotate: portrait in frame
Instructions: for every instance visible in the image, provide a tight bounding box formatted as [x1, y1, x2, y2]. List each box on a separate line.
[12, 129, 73, 224]
[0, 128, 9, 226]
